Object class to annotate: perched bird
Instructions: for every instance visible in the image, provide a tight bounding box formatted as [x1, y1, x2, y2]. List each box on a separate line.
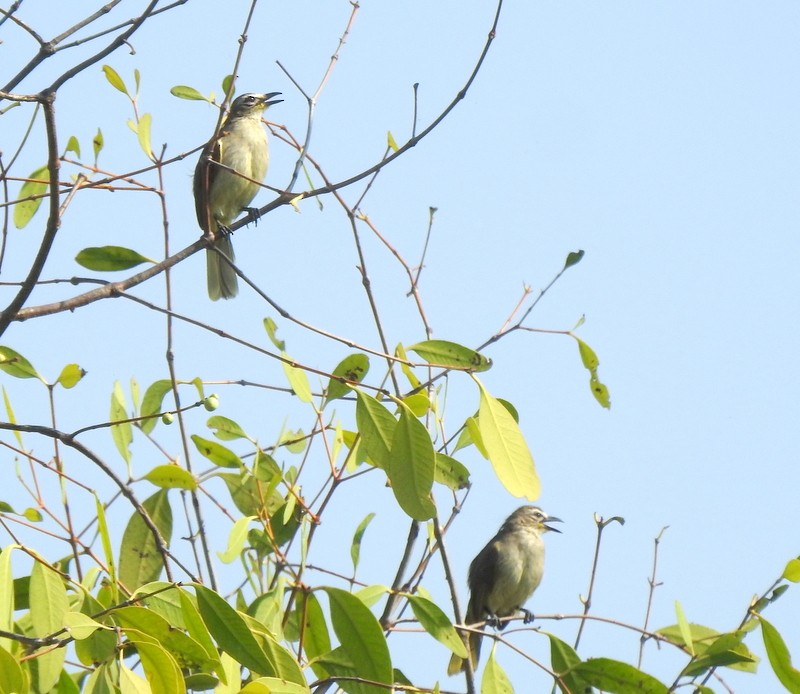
[194, 92, 282, 300]
[448, 505, 562, 675]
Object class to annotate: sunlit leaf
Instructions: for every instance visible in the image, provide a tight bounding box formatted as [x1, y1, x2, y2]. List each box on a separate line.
[570, 658, 668, 694]
[93, 127, 104, 162]
[30, 559, 68, 690]
[191, 434, 242, 468]
[170, 85, 206, 101]
[0, 346, 42, 380]
[57, 363, 85, 389]
[354, 390, 395, 470]
[102, 65, 128, 95]
[434, 453, 470, 490]
[325, 354, 369, 405]
[783, 559, 800, 582]
[263, 317, 286, 350]
[387, 131, 399, 153]
[407, 339, 491, 372]
[207, 415, 250, 441]
[110, 381, 132, 464]
[482, 647, 514, 694]
[14, 164, 49, 228]
[143, 464, 197, 490]
[475, 378, 539, 500]
[387, 404, 435, 520]
[218, 516, 256, 564]
[282, 352, 313, 404]
[139, 379, 173, 434]
[137, 112, 154, 160]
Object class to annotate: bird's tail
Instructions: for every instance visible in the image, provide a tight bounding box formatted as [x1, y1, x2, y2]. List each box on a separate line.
[206, 234, 238, 300]
[447, 602, 483, 675]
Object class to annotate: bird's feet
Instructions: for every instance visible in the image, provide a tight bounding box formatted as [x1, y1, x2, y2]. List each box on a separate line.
[243, 207, 262, 226]
[521, 609, 534, 624]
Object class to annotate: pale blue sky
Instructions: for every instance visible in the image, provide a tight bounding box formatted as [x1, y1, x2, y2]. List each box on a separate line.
[2, 1, 799, 691]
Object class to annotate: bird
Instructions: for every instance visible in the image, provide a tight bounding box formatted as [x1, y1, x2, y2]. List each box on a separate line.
[194, 91, 282, 300]
[448, 505, 562, 675]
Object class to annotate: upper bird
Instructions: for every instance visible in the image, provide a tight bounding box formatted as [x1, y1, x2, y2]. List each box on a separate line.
[448, 505, 562, 675]
[194, 92, 282, 300]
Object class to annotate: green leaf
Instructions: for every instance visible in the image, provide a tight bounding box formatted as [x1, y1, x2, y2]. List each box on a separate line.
[137, 112, 154, 160]
[3, 387, 23, 448]
[325, 353, 369, 405]
[547, 632, 591, 694]
[407, 339, 492, 372]
[56, 363, 85, 388]
[354, 390, 395, 470]
[127, 634, 185, 694]
[115, 605, 218, 672]
[118, 489, 172, 591]
[0, 546, 16, 653]
[574, 337, 611, 409]
[143, 464, 198, 490]
[191, 434, 242, 468]
[64, 135, 81, 157]
[783, 558, 800, 582]
[282, 352, 313, 404]
[569, 658, 668, 694]
[263, 317, 286, 350]
[675, 600, 694, 656]
[475, 379, 540, 500]
[222, 75, 235, 98]
[194, 584, 276, 676]
[0, 644, 24, 694]
[139, 379, 172, 434]
[0, 345, 42, 380]
[564, 249, 585, 269]
[75, 245, 154, 271]
[299, 591, 331, 673]
[759, 615, 800, 693]
[323, 587, 392, 694]
[243, 678, 310, 694]
[387, 404, 436, 520]
[401, 391, 430, 417]
[218, 515, 256, 563]
[350, 513, 375, 573]
[110, 381, 132, 464]
[92, 127, 104, 162]
[170, 85, 206, 101]
[30, 559, 68, 691]
[407, 595, 467, 658]
[482, 647, 514, 694]
[680, 631, 757, 676]
[95, 494, 117, 596]
[395, 343, 421, 389]
[434, 453, 470, 490]
[207, 415, 250, 441]
[387, 131, 399, 153]
[14, 164, 49, 228]
[63, 611, 106, 640]
[102, 65, 128, 95]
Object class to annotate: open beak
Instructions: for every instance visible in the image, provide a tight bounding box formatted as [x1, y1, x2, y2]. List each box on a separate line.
[262, 91, 283, 108]
[544, 516, 563, 533]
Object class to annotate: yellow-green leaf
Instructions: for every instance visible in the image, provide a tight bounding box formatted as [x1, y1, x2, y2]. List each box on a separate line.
[14, 164, 49, 228]
[407, 339, 492, 372]
[143, 464, 198, 490]
[282, 352, 313, 404]
[354, 390, 395, 470]
[57, 363, 85, 389]
[0, 346, 42, 381]
[118, 490, 172, 591]
[263, 317, 286, 350]
[475, 379, 539, 500]
[482, 647, 514, 694]
[170, 85, 206, 101]
[92, 128, 104, 161]
[782, 558, 800, 583]
[218, 516, 256, 564]
[407, 595, 467, 658]
[137, 112, 154, 160]
[207, 415, 250, 441]
[30, 559, 68, 690]
[63, 611, 107, 640]
[140, 379, 173, 434]
[387, 404, 435, 520]
[110, 381, 132, 464]
[191, 435, 242, 468]
[759, 615, 800, 693]
[387, 130, 399, 153]
[434, 453, 470, 490]
[102, 65, 128, 94]
[325, 353, 369, 405]
[76, 245, 154, 271]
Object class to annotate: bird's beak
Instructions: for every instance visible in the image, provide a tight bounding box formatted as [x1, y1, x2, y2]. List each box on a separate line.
[262, 92, 283, 108]
[543, 516, 563, 533]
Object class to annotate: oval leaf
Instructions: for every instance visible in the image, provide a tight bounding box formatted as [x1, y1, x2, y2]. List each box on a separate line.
[75, 245, 154, 271]
[170, 85, 206, 101]
[191, 435, 242, 468]
[325, 354, 370, 405]
[143, 464, 197, 490]
[407, 340, 491, 372]
[14, 165, 49, 229]
[476, 379, 540, 500]
[387, 404, 435, 520]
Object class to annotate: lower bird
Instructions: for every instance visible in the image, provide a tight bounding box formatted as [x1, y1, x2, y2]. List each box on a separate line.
[194, 91, 282, 300]
[448, 505, 562, 675]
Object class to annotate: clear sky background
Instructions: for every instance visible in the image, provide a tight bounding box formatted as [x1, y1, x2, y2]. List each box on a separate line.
[2, 1, 799, 692]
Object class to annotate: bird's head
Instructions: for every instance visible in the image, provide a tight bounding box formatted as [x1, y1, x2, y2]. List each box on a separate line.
[507, 505, 563, 534]
[229, 92, 283, 119]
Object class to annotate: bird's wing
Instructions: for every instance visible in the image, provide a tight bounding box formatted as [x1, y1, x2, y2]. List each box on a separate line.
[193, 132, 224, 232]
[466, 540, 500, 622]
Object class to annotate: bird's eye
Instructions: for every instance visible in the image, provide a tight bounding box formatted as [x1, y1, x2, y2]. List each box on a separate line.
[246, 95, 256, 103]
